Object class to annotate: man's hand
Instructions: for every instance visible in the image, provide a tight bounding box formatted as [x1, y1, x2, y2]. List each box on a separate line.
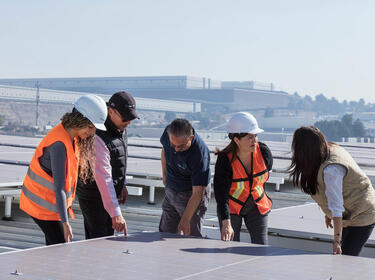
[118, 186, 128, 205]
[112, 214, 127, 236]
[177, 186, 205, 236]
[325, 215, 333, 228]
[177, 218, 191, 236]
[62, 222, 73, 242]
[221, 219, 234, 241]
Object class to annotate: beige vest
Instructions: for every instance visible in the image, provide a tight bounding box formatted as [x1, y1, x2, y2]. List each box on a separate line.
[313, 144, 375, 227]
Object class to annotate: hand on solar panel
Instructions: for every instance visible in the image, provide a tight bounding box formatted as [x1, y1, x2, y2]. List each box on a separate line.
[112, 214, 128, 236]
[221, 219, 234, 241]
[177, 218, 191, 236]
[333, 240, 342, 255]
[62, 222, 73, 242]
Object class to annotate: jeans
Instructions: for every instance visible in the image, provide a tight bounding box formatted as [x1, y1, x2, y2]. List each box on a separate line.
[218, 195, 269, 245]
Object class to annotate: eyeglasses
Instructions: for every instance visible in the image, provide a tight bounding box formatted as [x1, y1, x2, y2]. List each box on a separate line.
[170, 137, 191, 150]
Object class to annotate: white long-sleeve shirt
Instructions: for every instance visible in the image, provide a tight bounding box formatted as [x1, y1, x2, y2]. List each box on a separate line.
[94, 136, 122, 218]
[323, 164, 346, 218]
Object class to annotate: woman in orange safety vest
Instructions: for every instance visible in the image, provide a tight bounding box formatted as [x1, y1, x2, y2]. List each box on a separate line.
[20, 95, 107, 245]
[214, 112, 273, 244]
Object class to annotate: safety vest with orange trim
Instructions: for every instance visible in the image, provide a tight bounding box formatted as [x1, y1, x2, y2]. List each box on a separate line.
[227, 144, 272, 215]
[20, 123, 80, 221]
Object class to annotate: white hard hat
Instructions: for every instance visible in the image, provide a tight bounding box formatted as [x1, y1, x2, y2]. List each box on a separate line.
[227, 112, 264, 134]
[73, 95, 108, 130]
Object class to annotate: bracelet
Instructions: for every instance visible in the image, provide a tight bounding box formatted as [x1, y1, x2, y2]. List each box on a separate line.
[333, 240, 341, 245]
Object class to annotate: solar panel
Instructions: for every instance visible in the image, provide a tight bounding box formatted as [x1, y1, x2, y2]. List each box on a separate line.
[1, 231, 374, 280]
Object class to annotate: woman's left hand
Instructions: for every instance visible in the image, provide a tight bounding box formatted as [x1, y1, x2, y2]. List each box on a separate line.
[333, 240, 342, 255]
[221, 219, 234, 241]
[62, 222, 73, 242]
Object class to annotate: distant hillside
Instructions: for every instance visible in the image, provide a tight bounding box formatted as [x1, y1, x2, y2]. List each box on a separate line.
[0, 100, 71, 127]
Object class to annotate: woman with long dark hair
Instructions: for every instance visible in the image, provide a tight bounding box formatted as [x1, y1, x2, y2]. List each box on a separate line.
[20, 95, 107, 245]
[214, 112, 273, 244]
[289, 126, 375, 256]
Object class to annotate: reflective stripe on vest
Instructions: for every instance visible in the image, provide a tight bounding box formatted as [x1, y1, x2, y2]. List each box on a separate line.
[26, 167, 74, 198]
[255, 185, 263, 197]
[227, 143, 272, 215]
[232, 181, 245, 199]
[22, 184, 59, 213]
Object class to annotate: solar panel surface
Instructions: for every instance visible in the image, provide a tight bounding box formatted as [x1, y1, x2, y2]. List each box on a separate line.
[1, 231, 374, 280]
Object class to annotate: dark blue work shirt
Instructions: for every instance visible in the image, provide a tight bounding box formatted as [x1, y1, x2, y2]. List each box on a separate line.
[160, 128, 211, 192]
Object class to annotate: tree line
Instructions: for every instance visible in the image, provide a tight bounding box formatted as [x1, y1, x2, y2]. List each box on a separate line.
[289, 93, 375, 116]
[314, 114, 367, 141]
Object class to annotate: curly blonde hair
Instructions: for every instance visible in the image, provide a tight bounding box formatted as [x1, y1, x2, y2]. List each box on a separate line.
[61, 111, 96, 183]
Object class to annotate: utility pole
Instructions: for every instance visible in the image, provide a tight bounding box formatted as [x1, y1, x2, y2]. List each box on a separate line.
[35, 81, 40, 127]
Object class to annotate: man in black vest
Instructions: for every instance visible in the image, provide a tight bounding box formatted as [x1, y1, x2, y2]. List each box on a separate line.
[77, 91, 139, 239]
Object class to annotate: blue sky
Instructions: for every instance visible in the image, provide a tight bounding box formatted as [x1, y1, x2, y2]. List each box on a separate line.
[1, 0, 374, 103]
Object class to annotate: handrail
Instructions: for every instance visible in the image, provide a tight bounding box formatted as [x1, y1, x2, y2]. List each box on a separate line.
[0, 143, 38, 149]
[2, 141, 375, 150]
[1, 142, 375, 168]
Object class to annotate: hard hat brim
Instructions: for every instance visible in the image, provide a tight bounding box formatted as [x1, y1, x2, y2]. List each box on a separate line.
[227, 128, 264, 134]
[250, 128, 264, 134]
[93, 123, 106, 131]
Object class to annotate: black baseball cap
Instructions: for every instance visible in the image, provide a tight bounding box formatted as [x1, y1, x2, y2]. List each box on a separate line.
[108, 91, 139, 121]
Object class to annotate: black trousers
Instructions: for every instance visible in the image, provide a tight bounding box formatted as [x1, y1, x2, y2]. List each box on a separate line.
[78, 197, 113, 239]
[341, 223, 375, 256]
[32, 217, 65, 245]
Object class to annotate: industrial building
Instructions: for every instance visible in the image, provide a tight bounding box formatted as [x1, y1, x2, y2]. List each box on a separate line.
[0, 76, 291, 112]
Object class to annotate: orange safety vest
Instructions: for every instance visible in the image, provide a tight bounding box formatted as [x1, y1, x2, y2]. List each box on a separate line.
[227, 143, 272, 215]
[20, 123, 80, 221]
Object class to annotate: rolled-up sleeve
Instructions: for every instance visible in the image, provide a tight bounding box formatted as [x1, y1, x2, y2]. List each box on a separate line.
[324, 164, 346, 218]
[94, 136, 121, 218]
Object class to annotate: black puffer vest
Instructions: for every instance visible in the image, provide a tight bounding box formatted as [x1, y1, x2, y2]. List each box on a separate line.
[76, 118, 127, 200]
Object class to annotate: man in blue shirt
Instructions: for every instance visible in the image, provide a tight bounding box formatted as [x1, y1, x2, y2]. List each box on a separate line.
[160, 118, 211, 237]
